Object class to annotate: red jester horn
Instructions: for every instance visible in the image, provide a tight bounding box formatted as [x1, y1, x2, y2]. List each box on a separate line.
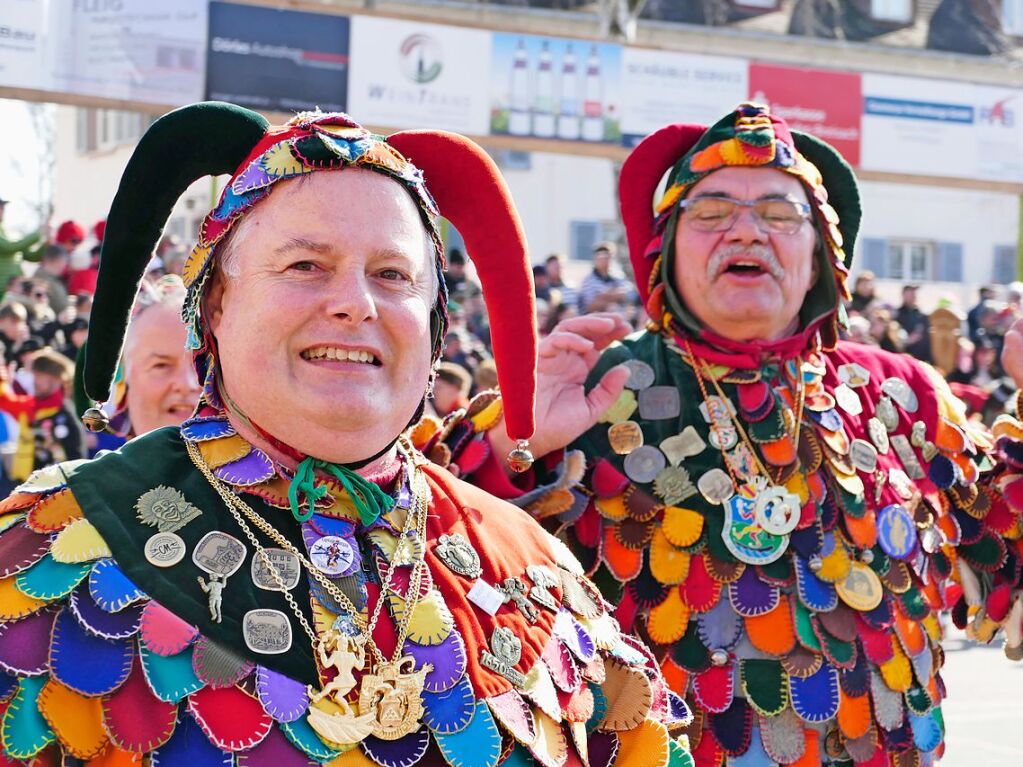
[387, 131, 537, 459]
[618, 124, 706, 305]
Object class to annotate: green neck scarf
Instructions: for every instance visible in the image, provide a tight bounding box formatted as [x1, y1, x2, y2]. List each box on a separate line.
[287, 456, 395, 526]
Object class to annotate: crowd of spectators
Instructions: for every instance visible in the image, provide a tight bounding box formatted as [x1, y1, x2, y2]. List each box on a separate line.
[1, 187, 1018, 489]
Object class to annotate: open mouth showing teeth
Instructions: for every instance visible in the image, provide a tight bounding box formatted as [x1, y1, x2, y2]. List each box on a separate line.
[725, 261, 766, 275]
[301, 347, 381, 366]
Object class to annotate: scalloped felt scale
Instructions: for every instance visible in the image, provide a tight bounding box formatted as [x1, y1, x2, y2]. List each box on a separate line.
[362, 729, 431, 767]
[180, 418, 236, 443]
[909, 712, 942, 753]
[140, 600, 199, 656]
[407, 630, 466, 694]
[758, 709, 805, 765]
[693, 663, 734, 714]
[69, 583, 144, 640]
[728, 724, 774, 767]
[15, 554, 91, 601]
[37, 677, 109, 758]
[102, 657, 178, 752]
[422, 674, 476, 735]
[662, 506, 704, 548]
[187, 685, 272, 752]
[0, 605, 56, 675]
[744, 598, 796, 657]
[740, 660, 787, 717]
[0, 524, 56, 577]
[88, 559, 145, 612]
[647, 587, 689, 645]
[879, 640, 913, 693]
[837, 687, 872, 740]
[192, 636, 254, 688]
[50, 606, 133, 696]
[487, 689, 536, 746]
[198, 435, 252, 471]
[788, 664, 839, 723]
[709, 697, 752, 756]
[554, 611, 596, 664]
[696, 598, 742, 652]
[433, 700, 502, 767]
[150, 712, 233, 767]
[139, 644, 205, 703]
[649, 528, 690, 586]
[525, 710, 568, 767]
[0, 574, 47, 621]
[236, 725, 317, 767]
[1, 676, 54, 759]
[793, 556, 837, 613]
[213, 449, 275, 487]
[869, 671, 904, 731]
[590, 460, 630, 499]
[0, 491, 42, 515]
[278, 715, 343, 763]
[839, 653, 871, 698]
[602, 525, 643, 582]
[51, 518, 111, 563]
[678, 556, 721, 613]
[522, 660, 561, 723]
[255, 666, 308, 723]
[728, 567, 779, 617]
[586, 730, 620, 767]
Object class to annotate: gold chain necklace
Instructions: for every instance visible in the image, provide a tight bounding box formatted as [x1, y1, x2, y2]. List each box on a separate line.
[186, 439, 434, 743]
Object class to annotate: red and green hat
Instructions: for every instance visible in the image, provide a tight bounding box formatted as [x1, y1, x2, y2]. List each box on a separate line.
[83, 102, 537, 447]
[619, 102, 861, 349]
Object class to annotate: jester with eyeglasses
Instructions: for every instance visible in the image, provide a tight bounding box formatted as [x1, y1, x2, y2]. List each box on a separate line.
[0, 102, 692, 766]
[439, 103, 1023, 765]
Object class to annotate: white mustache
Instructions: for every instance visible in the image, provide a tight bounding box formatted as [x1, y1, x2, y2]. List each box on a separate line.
[708, 244, 785, 281]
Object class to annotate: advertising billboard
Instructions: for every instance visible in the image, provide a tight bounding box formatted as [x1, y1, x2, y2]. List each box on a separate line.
[0, 0, 48, 92]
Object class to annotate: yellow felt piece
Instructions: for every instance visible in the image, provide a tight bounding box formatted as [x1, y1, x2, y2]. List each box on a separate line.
[182, 243, 212, 286]
[38, 677, 108, 759]
[323, 488, 360, 521]
[0, 575, 47, 619]
[649, 529, 690, 585]
[784, 471, 810, 505]
[922, 614, 942, 643]
[310, 596, 340, 636]
[879, 638, 913, 692]
[815, 539, 851, 584]
[745, 599, 796, 656]
[599, 390, 638, 424]
[646, 588, 690, 645]
[831, 470, 864, 496]
[402, 592, 454, 646]
[470, 398, 504, 433]
[86, 746, 144, 766]
[26, 488, 83, 533]
[569, 721, 588, 765]
[529, 711, 568, 767]
[837, 688, 871, 740]
[198, 434, 251, 469]
[327, 746, 378, 766]
[523, 660, 561, 721]
[261, 142, 309, 177]
[0, 513, 23, 533]
[51, 518, 111, 564]
[662, 506, 704, 547]
[614, 718, 670, 767]
[596, 495, 628, 522]
[992, 414, 1023, 441]
[584, 614, 620, 652]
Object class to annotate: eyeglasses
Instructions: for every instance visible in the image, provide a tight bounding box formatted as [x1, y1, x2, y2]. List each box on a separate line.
[679, 196, 812, 234]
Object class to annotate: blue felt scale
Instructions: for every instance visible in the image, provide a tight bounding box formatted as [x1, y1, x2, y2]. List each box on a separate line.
[433, 700, 502, 767]
[793, 555, 838, 612]
[14, 554, 90, 601]
[789, 664, 840, 723]
[151, 712, 233, 767]
[139, 644, 205, 703]
[422, 675, 476, 735]
[88, 559, 146, 612]
[180, 417, 236, 443]
[361, 729, 431, 767]
[50, 606, 133, 696]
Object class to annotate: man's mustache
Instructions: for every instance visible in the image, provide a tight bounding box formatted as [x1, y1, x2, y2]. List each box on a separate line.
[707, 244, 785, 281]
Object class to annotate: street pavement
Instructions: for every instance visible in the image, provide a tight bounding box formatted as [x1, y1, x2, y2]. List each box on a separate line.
[939, 630, 1023, 766]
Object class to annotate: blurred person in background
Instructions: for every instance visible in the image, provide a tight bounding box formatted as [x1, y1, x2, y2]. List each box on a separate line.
[472, 357, 498, 394]
[443, 247, 468, 293]
[844, 312, 871, 344]
[430, 361, 472, 417]
[967, 284, 996, 343]
[0, 195, 48, 294]
[67, 243, 100, 296]
[544, 252, 577, 309]
[541, 296, 578, 336]
[0, 302, 30, 365]
[867, 304, 903, 353]
[532, 263, 551, 301]
[895, 283, 931, 361]
[846, 268, 876, 315]
[577, 240, 629, 312]
[34, 244, 71, 314]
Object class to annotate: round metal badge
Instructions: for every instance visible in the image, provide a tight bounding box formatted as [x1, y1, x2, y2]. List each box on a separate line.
[251, 548, 302, 591]
[833, 384, 862, 416]
[608, 422, 644, 455]
[623, 445, 668, 484]
[242, 609, 293, 654]
[877, 504, 917, 560]
[753, 486, 801, 536]
[697, 468, 734, 505]
[622, 359, 655, 391]
[309, 535, 355, 576]
[867, 417, 890, 454]
[144, 532, 186, 568]
[849, 439, 879, 474]
[835, 562, 884, 611]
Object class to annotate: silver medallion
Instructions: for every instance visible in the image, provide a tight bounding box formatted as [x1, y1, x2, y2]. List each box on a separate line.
[467, 579, 506, 616]
[888, 468, 916, 500]
[192, 531, 246, 577]
[659, 426, 707, 465]
[525, 565, 560, 612]
[481, 626, 526, 687]
[708, 422, 739, 451]
[309, 535, 355, 576]
[867, 417, 890, 454]
[697, 468, 735, 505]
[698, 396, 736, 424]
[838, 363, 870, 388]
[497, 577, 540, 623]
[881, 377, 919, 413]
[435, 533, 483, 579]
[910, 421, 927, 448]
[849, 439, 879, 474]
[144, 532, 186, 568]
[890, 435, 925, 480]
[251, 548, 301, 591]
[754, 486, 801, 536]
[638, 386, 681, 421]
[921, 442, 939, 462]
[623, 445, 668, 484]
[653, 465, 698, 505]
[622, 359, 655, 391]
[136, 485, 203, 534]
[242, 609, 293, 654]
[876, 395, 900, 432]
[833, 384, 863, 416]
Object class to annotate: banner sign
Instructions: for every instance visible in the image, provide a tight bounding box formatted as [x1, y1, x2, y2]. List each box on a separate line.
[490, 32, 622, 144]
[206, 1, 349, 113]
[348, 17, 490, 134]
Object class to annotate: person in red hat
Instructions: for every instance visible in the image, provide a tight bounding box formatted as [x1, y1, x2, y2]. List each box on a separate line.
[0, 104, 690, 766]
[442, 103, 1023, 766]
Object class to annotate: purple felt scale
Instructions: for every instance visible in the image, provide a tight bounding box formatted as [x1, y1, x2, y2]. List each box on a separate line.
[0, 606, 57, 674]
[553, 609, 596, 663]
[69, 582, 144, 639]
[789, 524, 824, 560]
[231, 157, 275, 196]
[423, 675, 476, 735]
[361, 729, 431, 767]
[793, 556, 837, 612]
[0, 523, 51, 577]
[666, 691, 692, 728]
[709, 697, 753, 756]
[151, 711, 234, 767]
[587, 731, 621, 767]
[255, 666, 309, 723]
[307, 514, 355, 539]
[407, 630, 466, 693]
[728, 567, 780, 617]
[89, 558, 146, 612]
[180, 417, 236, 443]
[236, 725, 317, 767]
[697, 598, 743, 651]
[789, 663, 840, 723]
[50, 605, 133, 695]
[214, 448, 275, 486]
[839, 652, 871, 698]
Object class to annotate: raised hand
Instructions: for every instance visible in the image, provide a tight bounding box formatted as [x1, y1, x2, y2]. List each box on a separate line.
[1002, 316, 1023, 390]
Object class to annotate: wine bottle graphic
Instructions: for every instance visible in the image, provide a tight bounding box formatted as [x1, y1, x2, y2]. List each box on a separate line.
[508, 38, 531, 136]
[581, 45, 604, 142]
[533, 41, 555, 138]
[557, 44, 580, 140]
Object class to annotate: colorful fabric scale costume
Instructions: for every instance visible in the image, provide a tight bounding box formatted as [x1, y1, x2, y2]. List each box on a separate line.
[0, 104, 692, 766]
[440, 105, 1023, 766]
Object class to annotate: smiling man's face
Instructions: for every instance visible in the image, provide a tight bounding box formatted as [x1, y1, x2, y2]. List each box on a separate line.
[673, 166, 819, 342]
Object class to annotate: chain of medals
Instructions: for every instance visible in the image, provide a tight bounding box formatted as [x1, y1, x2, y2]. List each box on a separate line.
[684, 338, 806, 539]
[185, 438, 434, 743]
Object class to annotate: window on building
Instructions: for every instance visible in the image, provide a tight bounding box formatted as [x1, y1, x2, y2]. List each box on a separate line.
[871, 0, 913, 23]
[732, 0, 780, 10]
[75, 108, 150, 154]
[1005, 0, 1023, 35]
[887, 240, 935, 282]
[993, 245, 1018, 284]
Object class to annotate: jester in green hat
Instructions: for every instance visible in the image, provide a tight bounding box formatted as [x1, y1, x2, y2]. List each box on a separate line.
[440, 103, 1023, 766]
[0, 103, 692, 766]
